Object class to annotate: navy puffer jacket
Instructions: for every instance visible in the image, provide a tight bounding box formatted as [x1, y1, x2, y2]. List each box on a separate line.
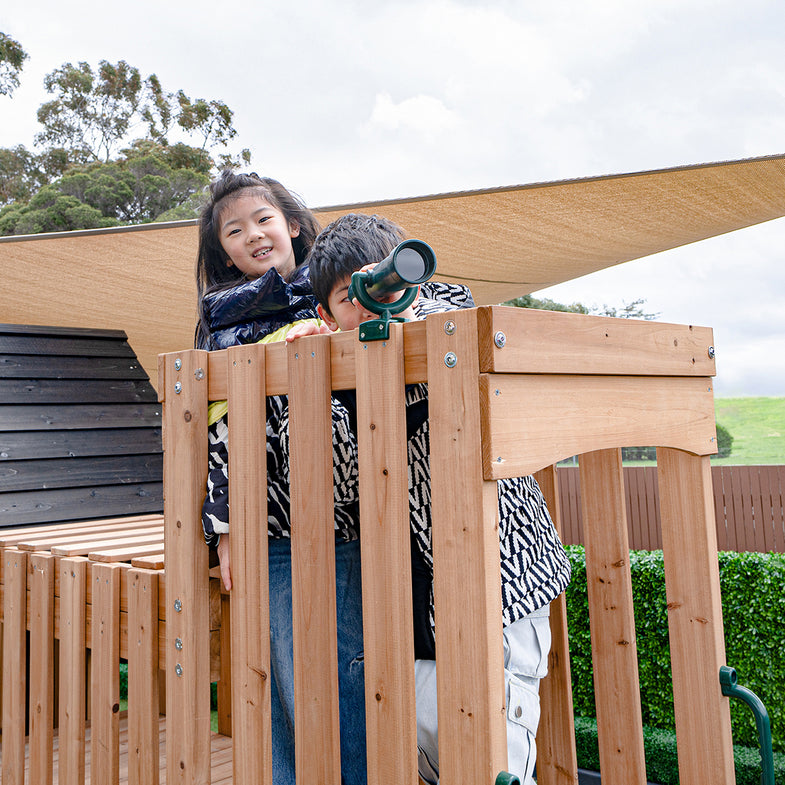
[198, 264, 318, 350]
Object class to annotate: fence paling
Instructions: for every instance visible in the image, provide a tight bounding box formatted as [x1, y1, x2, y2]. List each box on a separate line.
[557, 464, 785, 553]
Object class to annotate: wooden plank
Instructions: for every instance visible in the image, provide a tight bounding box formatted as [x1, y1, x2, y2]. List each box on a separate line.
[29, 552, 56, 785]
[289, 335, 343, 784]
[355, 325, 418, 785]
[0, 483, 163, 528]
[0, 403, 162, 431]
[579, 449, 647, 785]
[481, 374, 718, 480]
[0, 428, 162, 462]
[0, 454, 163, 493]
[202, 319, 431, 402]
[131, 553, 165, 570]
[476, 305, 716, 377]
[58, 556, 88, 785]
[127, 568, 160, 785]
[0, 332, 135, 357]
[0, 513, 163, 546]
[91, 561, 122, 785]
[15, 521, 163, 551]
[762, 466, 785, 552]
[746, 467, 768, 553]
[225, 341, 272, 785]
[0, 323, 129, 339]
[657, 448, 735, 785]
[426, 308, 508, 785]
[0, 378, 157, 405]
[2, 548, 27, 785]
[161, 349, 212, 785]
[87, 537, 164, 562]
[533, 465, 578, 785]
[0, 352, 148, 379]
[712, 466, 730, 551]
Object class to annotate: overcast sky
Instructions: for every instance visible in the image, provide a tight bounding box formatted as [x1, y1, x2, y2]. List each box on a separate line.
[2, 0, 784, 396]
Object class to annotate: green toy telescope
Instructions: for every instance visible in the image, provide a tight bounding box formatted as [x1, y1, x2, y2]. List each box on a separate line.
[348, 239, 437, 341]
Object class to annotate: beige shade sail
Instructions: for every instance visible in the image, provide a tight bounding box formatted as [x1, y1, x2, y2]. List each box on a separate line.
[2, 153, 784, 391]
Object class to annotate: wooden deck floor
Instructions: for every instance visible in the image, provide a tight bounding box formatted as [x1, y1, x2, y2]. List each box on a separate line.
[0, 714, 233, 784]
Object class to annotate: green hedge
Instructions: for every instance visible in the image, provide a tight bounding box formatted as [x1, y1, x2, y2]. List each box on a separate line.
[575, 716, 785, 785]
[565, 546, 785, 755]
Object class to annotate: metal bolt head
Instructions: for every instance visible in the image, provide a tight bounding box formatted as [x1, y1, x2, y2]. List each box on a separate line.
[444, 320, 456, 335]
[174, 381, 182, 394]
[194, 367, 205, 380]
[175, 663, 183, 677]
[175, 637, 183, 650]
[174, 598, 182, 612]
[174, 358, 182, 371]
[708, 346, 715, 359]
[444, 352, 458, 368]
[494, 331, 507, 349]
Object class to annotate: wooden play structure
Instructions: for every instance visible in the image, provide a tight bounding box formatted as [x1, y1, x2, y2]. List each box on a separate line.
[1, 305, 736, 784]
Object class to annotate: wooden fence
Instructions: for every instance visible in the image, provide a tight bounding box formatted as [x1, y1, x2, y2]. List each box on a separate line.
[558, 464, 785, 552]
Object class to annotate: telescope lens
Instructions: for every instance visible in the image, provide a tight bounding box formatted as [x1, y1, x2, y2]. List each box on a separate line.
[394, 246, 428, 282]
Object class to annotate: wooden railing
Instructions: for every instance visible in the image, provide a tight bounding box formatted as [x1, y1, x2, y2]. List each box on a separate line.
[159, 305, 734, 785]
[0, 305, 737, 785]
[558, 464, 785, 552]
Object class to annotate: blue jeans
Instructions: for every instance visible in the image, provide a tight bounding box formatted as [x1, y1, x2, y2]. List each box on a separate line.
[268, 536, 367, 785]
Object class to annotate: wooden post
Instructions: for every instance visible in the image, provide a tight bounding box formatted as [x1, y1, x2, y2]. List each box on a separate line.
[288, 335, 343, 784]
[426, 309, 507, 785]
[59, 556, 88, 785]
[128, 568, 161, 785]
[2, 548, 27, 785]
[657, 448, 735, 785]
[579, 448, 646, 785]
[534, 465, 578, 785]
[91, 561, 122, 785]
[355, 325, 418, 785]
[162, 349, 211, 785]
[226, 343, 272, 784]
[29, 552, 56, 785]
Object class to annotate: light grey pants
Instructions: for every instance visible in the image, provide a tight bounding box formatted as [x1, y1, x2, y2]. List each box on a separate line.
[414, 607, 551, 785]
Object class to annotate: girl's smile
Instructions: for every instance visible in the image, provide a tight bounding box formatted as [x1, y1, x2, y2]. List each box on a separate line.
[219, 193, 300, 280]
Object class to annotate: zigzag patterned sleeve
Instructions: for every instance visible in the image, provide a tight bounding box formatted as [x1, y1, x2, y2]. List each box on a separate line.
[201, 415, 230, 548]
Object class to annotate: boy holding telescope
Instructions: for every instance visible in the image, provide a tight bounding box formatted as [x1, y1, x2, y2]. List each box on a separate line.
[290, 212, 571, 785]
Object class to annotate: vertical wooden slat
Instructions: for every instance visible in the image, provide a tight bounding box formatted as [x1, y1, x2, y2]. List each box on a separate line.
[128, 568, 160, 785]
[162, 349, 211, 785]
[91, 561, 121, 785]
[764, 466, 785, 552]
[713, 466, 729, 551]
[226, 342, 271, 785]
[426, 309, 507, 785]
[748, 467, 768, 553]
[59, 556, 87, 785]
[355, 325, 418, 785]
[579, 448, 647, 785]
[657, 448, 735, 785]
[533, 465, 578, 785]
[2, 548, 28, 785]
[29, 552, 56, 785]
[645, 466, 662, 550]
[289, 335, 342, 784]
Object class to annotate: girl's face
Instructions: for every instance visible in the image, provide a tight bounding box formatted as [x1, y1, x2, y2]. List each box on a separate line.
[218, 192, 300, 280]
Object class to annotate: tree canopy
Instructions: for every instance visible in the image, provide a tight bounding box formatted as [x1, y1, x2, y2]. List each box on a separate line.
[0, 41, 250, 234]
[0, 32, 28, 96]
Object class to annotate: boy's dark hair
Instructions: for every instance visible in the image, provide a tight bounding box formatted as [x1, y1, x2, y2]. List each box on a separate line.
[308, 213, 406, 313]
[195, 170, 320, 347]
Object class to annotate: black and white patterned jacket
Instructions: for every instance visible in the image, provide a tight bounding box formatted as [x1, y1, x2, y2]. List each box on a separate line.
[201, 284, 570, 632]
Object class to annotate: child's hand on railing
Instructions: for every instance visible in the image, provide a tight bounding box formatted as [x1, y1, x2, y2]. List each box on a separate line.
[217, 534, 232, 591]
[284, 322, 333, 342]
